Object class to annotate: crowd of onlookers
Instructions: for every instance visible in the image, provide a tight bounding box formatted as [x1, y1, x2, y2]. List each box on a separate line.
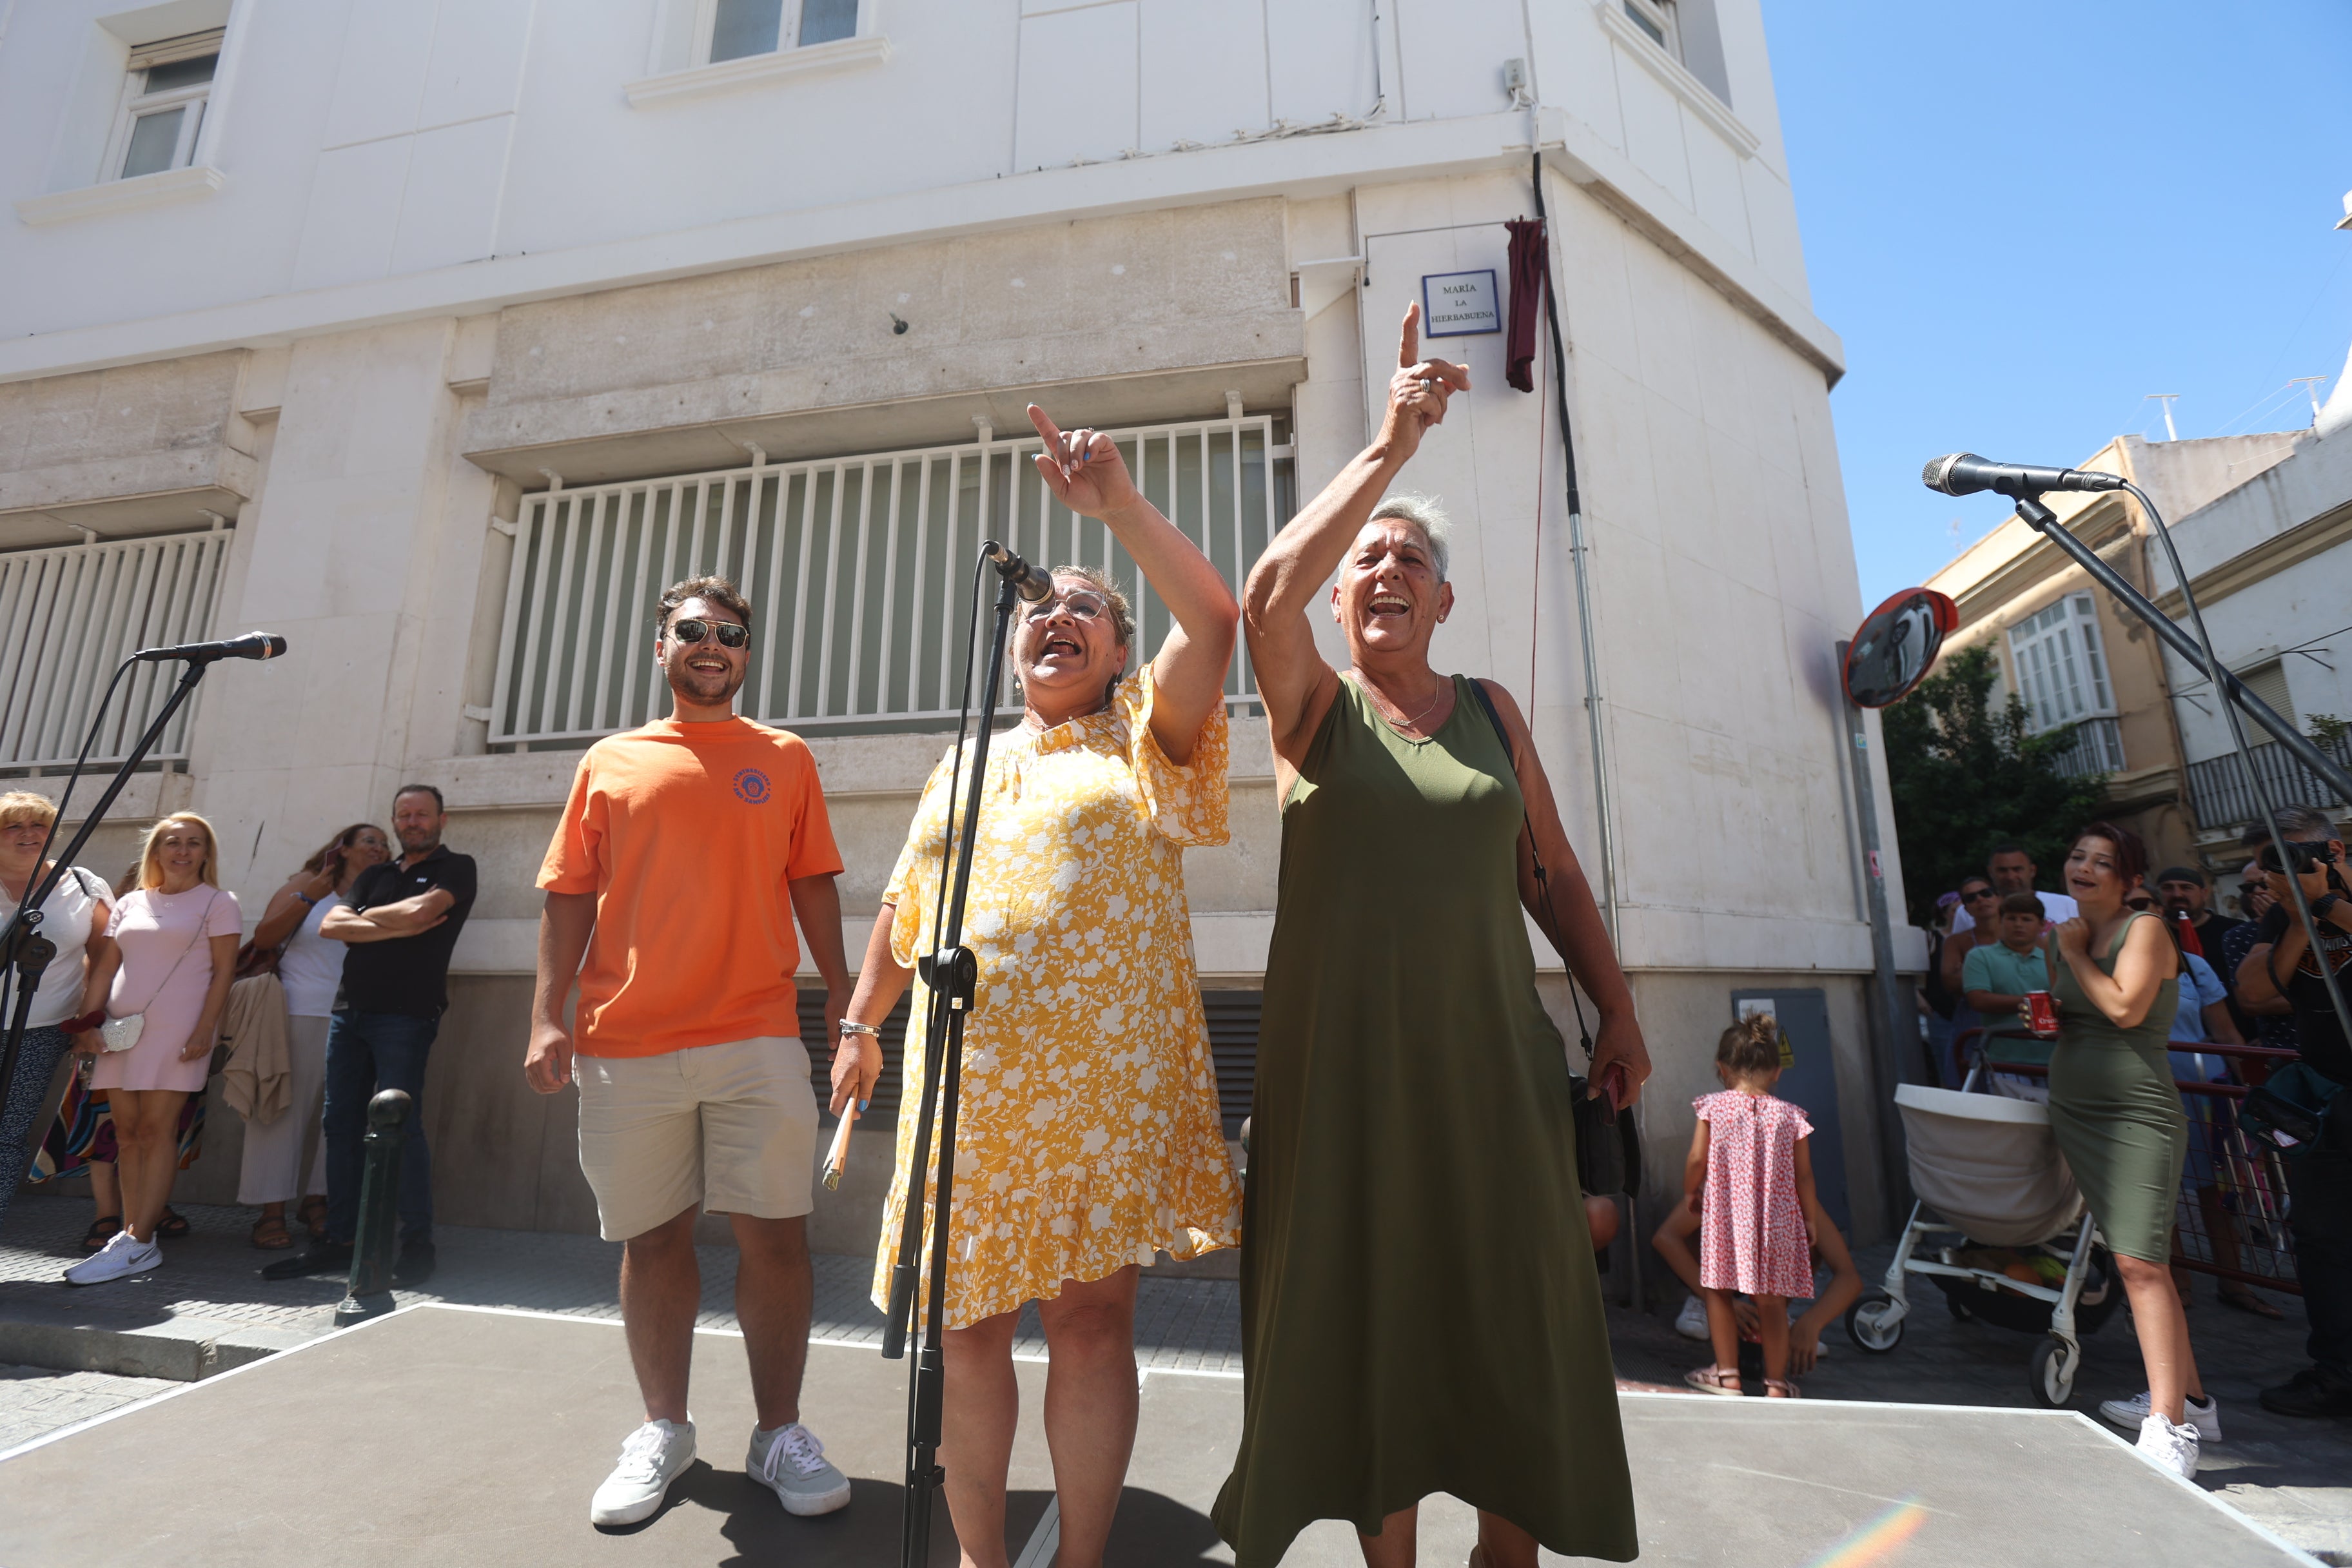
[1916, 812, 2352, 1436]
[0, 785, 474, 1289]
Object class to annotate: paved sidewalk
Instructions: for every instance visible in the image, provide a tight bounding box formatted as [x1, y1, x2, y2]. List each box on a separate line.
[5, 1198, 2346, 1561]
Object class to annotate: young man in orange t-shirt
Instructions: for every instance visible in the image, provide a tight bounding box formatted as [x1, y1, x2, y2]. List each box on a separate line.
[527, 574, 854, 1528]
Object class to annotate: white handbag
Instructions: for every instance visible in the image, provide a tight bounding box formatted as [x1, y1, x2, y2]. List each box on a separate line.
[101, 890, 220, 1053]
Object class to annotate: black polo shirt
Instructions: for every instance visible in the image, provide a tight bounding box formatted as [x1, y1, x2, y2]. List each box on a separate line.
[340, 844, 478, 1018]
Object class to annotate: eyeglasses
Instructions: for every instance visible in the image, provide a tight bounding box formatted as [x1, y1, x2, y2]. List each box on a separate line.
[1023, 590, 1110, 623]
[667, 618, 749, 649]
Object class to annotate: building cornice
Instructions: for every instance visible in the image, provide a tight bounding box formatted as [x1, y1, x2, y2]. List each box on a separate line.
[2151, 495, 2352, 617]
[0, 107, 1843, 388]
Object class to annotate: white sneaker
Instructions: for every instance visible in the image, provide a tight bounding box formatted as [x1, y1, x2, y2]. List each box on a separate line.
[2101, 1389, 2220, 1443]
[63, 1229, 160, 1286]
[590, 1419, 696, 1527]
[2135, 1413, 2199, 1480]
[747, 1422, 852, 1516]
[1674, 1295, 1709, 1340]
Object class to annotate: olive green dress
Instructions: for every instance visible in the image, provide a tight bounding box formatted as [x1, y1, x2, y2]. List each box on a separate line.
[1211, 676, 1637, 1565]
[2046, 912, 2186, 1264]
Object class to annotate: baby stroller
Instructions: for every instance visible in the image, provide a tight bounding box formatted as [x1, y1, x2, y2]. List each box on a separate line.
[1845, 1081, 2121, 1406]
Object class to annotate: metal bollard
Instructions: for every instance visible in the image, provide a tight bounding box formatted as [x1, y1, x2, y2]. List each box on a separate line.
[333, 1089, 411, 1328]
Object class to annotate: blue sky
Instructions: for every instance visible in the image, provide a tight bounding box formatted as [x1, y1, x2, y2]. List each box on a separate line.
[1769, 0, 2352, 606]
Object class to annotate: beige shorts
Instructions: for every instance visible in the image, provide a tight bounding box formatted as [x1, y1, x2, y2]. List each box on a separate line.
[575, 1035, 817, 1242]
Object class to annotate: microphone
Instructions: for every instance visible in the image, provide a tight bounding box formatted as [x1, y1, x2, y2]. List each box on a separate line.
[133, 631, 289, 664]
[983, 544, 1055, 603]
[1923, 453, 2130, 499]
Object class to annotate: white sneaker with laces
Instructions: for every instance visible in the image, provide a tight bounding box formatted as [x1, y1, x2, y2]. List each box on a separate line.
[747, 1422, 852, 1516]
[63, 1229, 161, 1287]
[590, 1418, 696, 1527]
[2135, 1413, 2199, 1480]
[2100, 1389, 2220, 1443]
[1674, 1295, 1708, 1340]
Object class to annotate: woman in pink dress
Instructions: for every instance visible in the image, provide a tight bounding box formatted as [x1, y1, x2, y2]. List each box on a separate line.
[1680, 1014, 1825, 1398]
[64, 814, 240, 1286]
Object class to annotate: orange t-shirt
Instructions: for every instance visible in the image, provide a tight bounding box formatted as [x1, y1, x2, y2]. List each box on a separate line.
[538, 717, 843, 1057]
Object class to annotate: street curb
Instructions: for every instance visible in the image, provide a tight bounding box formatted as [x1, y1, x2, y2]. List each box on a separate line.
[0, 1305, 313, 1382]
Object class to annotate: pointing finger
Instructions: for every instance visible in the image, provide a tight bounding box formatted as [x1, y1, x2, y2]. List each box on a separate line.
[1398, 302, 1421, 369]
[1026, 403, 1066, 455]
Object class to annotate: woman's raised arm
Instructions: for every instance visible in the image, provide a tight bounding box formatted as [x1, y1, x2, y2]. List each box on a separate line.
[1240, 303, 1469, 765]
[1027, 403, 1239, 765]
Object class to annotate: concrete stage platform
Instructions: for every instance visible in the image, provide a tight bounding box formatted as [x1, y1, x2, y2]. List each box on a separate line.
[0, 1304, 2311, 1566]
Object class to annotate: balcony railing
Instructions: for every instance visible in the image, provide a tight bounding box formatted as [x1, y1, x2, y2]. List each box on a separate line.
[2043, 715, 2124, 779]
[0, 528, 230, 770]
[2186, 732, 2352, 832]
[487, 413, 1291, 749]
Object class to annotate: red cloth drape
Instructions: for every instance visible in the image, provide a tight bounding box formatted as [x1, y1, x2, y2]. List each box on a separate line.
[1504, 217, 1547, 393]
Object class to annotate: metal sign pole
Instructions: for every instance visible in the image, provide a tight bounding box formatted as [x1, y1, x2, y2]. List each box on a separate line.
[1838, 639, 1916, 1224]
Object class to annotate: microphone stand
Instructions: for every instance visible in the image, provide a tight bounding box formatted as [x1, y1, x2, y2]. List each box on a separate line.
[0, 660, 211, 1152]
[2012, 491, 2352, 1053]
[883, 546, 1024, 1568]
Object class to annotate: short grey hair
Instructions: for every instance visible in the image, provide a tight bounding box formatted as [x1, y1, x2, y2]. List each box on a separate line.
[2266, 803, 2340, 841]
[1367, 494, 1451, 582]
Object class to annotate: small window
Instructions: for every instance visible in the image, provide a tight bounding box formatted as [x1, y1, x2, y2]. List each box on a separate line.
[2236, 661, 2297, 730]
[2006, 594, 2114, 734]
[104, 31, 222, 182]
[703, 0, 859, 63]
[1621, 0, 1681, 58]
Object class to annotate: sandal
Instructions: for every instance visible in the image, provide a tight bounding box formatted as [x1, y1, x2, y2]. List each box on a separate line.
[156, 1208, 190, 1240]
[250, 1216, 294, 1251]
[296, 1195, 328, 1240]
[2219, 1285, 2286, 1320]
[1685, 1365, 1743, 1396]
[1763, 1378, 1803, 1398]
[82, 1216, 122, 1253]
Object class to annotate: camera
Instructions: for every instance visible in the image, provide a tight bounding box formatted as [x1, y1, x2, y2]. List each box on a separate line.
[2259, 838, 2341, 876]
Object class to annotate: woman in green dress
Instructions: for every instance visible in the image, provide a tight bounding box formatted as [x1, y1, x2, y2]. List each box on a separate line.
[2034, 821, 2211, 1479]
[1213, 304, 1649, 1567]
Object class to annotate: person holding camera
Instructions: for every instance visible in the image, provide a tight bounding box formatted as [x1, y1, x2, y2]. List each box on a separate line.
[1213, 304, 1647, 1568]
[2233, 805, 2352, 1419]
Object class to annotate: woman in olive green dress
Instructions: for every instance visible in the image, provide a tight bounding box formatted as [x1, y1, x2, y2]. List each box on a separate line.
[2034, 821, 2212, 1478]
[1214, 303, 1650, 1568]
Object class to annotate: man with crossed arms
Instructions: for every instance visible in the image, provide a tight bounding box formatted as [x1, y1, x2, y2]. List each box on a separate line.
[527, 573, 855, 1527]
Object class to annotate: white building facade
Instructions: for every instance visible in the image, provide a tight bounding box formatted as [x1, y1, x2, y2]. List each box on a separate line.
[0, 0, 1908, 1245]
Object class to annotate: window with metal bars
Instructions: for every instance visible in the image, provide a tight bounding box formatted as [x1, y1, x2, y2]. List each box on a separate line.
[488, 413, 1292, 749]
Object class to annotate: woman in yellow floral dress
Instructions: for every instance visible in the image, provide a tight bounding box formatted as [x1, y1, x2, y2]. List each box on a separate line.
[830, 403, 1242, 1568]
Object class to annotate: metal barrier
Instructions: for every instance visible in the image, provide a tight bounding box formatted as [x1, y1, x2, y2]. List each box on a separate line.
[1952, 1026, 2301, 1297]
[334, 1089, 411, 1328]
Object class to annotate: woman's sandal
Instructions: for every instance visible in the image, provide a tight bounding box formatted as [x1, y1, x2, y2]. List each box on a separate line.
[1763, 1377, 1803, 1398]
[250, 1215, 295, 1251]
[296, 1195, 328, 1240]
[2219, 1285, 2286, 1320]
[156, 1208, 190, 1240]
[81, 1216, 122, 1253]
[1684, 1365, 1743, 1396]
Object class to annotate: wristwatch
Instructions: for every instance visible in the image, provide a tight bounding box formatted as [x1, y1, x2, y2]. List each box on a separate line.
[837, 1020, 881, 1038]
[2315, 891, 2346, 923]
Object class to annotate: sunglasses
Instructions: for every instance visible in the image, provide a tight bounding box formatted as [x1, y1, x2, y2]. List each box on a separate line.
[667, 618, 749, 649]
[1962, 887, 1998, 901]
[1023, 589, 1110, 623]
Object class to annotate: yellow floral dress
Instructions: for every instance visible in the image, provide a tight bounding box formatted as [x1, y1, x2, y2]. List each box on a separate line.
[873, 667, 1242, 1328]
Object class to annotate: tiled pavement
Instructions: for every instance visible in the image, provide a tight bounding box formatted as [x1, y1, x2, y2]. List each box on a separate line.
[3, 1197, 2346, 1560]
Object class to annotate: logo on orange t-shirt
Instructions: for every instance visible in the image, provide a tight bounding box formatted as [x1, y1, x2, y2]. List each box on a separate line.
[733, 767, 771, 805]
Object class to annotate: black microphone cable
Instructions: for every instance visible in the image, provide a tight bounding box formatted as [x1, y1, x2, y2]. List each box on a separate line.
[2122, 479, 2352, 1054]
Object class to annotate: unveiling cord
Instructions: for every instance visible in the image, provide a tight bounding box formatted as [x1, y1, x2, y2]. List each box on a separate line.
[2124, 479, 2352, 1053]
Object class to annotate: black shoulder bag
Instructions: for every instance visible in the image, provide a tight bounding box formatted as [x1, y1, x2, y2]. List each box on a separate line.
[1464, 679, 1640, 1199]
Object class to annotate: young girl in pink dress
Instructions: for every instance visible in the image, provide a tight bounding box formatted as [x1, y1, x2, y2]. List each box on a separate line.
[1681, 1014, 1822, 1398]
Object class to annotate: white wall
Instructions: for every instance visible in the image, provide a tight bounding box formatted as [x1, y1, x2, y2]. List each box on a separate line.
[1, 0, 1827, 380]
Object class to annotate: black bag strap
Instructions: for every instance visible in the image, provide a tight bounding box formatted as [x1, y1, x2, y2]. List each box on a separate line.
[1464, 677, 1593, 1064]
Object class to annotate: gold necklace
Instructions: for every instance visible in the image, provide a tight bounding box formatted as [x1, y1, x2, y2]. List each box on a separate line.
[1353, 672, 1446, 730]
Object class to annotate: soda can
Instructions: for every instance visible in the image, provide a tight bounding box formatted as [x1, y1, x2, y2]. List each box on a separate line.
[2026, 990, 2057, 1037]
